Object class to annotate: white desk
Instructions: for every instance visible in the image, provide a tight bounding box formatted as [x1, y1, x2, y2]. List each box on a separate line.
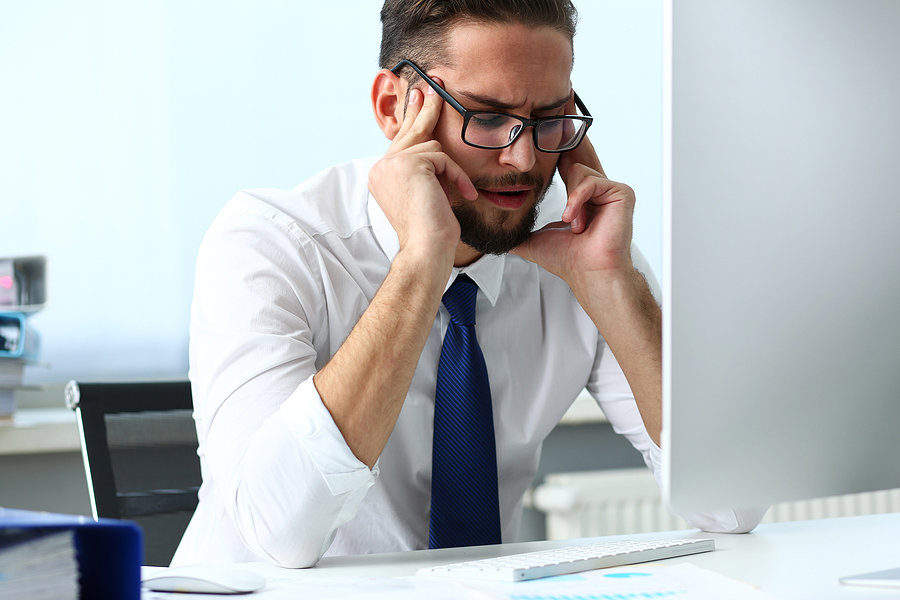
[230, 513, 899, 599]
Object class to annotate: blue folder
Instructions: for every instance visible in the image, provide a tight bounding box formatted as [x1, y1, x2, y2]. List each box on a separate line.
[0, 508, 142, 600]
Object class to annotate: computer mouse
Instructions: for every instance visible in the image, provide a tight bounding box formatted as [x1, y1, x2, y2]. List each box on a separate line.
[142, 564, 266, 594]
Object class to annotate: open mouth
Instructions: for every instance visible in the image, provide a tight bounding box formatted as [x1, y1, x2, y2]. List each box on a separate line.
[480, 188, 532, 209]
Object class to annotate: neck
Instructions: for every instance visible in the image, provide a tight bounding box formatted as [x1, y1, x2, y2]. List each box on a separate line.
[454, 242, 483, 268]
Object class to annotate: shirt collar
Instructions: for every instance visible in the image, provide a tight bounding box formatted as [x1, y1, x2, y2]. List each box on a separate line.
[367, 191, 505, 307]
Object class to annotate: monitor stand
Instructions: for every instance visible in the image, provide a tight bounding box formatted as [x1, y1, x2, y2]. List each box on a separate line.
[839, 567, 900, 589]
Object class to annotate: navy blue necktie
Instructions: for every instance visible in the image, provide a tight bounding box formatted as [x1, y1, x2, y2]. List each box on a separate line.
[429, 274, 501, 549]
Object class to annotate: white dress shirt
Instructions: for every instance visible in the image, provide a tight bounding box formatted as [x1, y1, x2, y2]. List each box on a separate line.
[172, 157, 764, 568]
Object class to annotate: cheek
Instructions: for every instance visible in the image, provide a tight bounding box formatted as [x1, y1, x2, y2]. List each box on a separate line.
[433, 110, 483, 171]
[432, 103, 461, 146]
[535, 153, 561, 181]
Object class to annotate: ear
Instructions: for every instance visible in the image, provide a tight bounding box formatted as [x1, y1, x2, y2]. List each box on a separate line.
[372, 69, 406, 141]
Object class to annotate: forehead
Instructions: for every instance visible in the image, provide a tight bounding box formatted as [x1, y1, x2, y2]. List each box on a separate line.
[437, 21, 573, 106]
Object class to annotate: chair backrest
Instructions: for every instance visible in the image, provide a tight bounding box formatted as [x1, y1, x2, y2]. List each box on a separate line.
[65, 380, 200, 566]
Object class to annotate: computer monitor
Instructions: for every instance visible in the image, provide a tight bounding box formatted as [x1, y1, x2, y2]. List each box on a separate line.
[661, 0, 900, 515]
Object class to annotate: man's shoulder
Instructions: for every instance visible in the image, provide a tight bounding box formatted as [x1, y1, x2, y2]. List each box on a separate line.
[215, 157, 379, 238]
[290, 157, 379, 195]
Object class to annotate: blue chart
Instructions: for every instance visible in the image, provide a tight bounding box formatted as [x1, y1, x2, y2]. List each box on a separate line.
[506, 572, 689, 600]
[508, 592, 687, 600]
[473, 564, 770, 600]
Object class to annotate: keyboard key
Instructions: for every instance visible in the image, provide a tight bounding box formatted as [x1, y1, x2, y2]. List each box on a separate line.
[416, 538, 715, 582]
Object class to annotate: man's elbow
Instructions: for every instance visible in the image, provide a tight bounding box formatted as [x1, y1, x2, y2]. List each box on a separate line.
[265, 549, 321, 570]
[229, 500, 336, 569]
[682, 506, 768, 534]
[240, 525, 332, 569]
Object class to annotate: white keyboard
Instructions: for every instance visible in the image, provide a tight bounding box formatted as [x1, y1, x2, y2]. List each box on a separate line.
[417, 538, 715, 582]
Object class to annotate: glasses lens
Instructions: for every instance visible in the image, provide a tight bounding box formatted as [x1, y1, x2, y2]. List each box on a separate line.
[536, 118, 586, 151]
[464, 113, 588, 151]
[465, 113, 523, 149]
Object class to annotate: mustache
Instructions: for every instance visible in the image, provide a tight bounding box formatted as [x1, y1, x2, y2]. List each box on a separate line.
[471, 171, 545, 192]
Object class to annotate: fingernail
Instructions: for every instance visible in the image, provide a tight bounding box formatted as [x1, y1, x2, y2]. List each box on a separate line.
[424, 85, 435, 96]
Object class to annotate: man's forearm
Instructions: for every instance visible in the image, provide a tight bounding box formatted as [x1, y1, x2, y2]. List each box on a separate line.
[313, 248, 452, 468]
[572, 267, 663, 445]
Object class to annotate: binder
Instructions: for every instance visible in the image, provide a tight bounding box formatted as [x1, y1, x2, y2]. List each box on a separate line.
[0, 508, 142, 600]
[0, 312, 41, 360]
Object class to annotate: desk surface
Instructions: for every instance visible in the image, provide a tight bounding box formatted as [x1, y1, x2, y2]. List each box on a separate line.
[234, 513, 899, 599]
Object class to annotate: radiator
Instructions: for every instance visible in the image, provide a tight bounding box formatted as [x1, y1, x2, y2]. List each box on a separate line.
[530, 468, 900, 540]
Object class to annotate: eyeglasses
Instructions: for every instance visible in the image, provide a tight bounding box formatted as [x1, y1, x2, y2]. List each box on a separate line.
[391, 59, 593, 153]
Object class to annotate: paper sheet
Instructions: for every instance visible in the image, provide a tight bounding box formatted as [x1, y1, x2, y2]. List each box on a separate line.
[456, 563, 777, 600]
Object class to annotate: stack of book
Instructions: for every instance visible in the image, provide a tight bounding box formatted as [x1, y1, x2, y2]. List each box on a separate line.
[0, 256, 47, 422]
[0, 359, 26, 419]
[0, 528, 79, 600]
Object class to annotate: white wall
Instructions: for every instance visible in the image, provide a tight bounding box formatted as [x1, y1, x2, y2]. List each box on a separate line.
[0, 1, 662, 384]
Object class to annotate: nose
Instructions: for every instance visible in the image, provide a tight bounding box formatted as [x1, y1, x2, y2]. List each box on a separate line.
[498, 127, 537, 173]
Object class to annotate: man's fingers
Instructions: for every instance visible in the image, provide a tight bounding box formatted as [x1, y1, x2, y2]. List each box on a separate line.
[393, 87, 424, 141]
[426, 151, 478, 201]
[404, 84, 442, 142]
[379, 146, 478, 202]
[388, 84, 443, 154]
[562, 169, 634, 233]
[560, 164, 595, 224]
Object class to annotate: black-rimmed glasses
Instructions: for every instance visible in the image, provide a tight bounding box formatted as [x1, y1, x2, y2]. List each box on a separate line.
[391, 59, 593, 153]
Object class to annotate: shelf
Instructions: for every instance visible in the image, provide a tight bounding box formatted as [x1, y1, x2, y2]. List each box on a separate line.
[0, 390, 606, 457]
[0, 409, 80, 455]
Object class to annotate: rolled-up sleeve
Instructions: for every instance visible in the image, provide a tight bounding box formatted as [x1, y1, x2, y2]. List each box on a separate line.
[587, 248, 765, 535]
[186, 194, 377, 567]
[588, 353, 765, 534]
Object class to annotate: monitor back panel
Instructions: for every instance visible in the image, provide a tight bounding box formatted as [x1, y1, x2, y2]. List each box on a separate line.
[663, 0, 900, 513]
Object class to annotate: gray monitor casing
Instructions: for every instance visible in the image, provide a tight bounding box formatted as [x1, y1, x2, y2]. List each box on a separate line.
[662, 0, 900, 513]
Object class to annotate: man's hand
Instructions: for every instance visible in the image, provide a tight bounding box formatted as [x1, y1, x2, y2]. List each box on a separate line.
[368, 83, 478, 264]
[512, 93, 662, 446]
[511, 106, 636, 292]
[316, 82, 480, 468]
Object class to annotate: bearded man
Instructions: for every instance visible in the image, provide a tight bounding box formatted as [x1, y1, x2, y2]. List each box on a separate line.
[173, 0, 764, 568]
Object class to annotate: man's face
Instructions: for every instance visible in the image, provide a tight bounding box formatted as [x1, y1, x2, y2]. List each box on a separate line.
[418, 23, 574, 256]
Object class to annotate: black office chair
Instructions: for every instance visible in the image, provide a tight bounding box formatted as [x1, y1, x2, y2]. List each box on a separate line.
[65, 380, 201, 566]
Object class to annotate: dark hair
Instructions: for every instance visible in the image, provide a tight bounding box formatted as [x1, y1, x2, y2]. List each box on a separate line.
[379, 0, 578, 81]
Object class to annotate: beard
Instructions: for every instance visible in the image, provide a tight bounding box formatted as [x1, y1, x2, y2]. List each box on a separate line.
[451, 170, 550, 256]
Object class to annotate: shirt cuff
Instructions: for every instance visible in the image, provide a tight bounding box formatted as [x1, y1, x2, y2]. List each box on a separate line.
[279, 376, 378, 496]
[645, 435, 663, 472]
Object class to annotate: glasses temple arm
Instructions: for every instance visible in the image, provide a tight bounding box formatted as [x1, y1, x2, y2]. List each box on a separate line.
[572, 92, 592, 118]
[390, 59, 468, 116]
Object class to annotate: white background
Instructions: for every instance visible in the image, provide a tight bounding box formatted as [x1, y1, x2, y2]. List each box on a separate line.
[0, 1, 662, 383]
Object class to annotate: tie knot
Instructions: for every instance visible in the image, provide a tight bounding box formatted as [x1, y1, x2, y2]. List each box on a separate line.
[442, 274, 478, 326]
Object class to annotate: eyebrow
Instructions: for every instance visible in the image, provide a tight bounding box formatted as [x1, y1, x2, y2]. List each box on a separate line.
[455, 89, 571, 113]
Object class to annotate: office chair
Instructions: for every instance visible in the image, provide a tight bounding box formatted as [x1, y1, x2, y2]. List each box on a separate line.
[65, 380, 201, 566]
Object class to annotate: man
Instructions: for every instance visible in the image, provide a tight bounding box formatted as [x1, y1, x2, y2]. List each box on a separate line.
[173, 0, 764, 568]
